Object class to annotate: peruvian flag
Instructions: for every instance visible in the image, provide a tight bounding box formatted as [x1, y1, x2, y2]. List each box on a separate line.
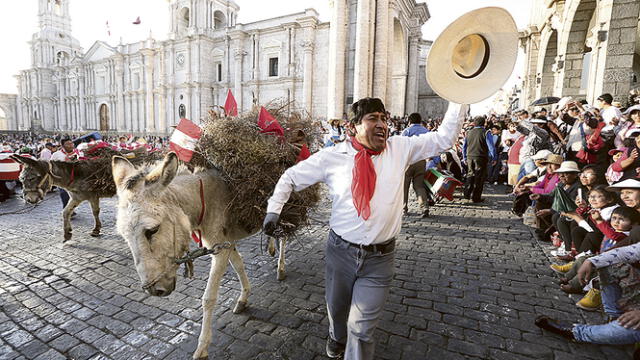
[0, 153, 22, 181]
[257, 107, 284, 137]
[169, 118, 202, 162]
[224, 89, 238, 117]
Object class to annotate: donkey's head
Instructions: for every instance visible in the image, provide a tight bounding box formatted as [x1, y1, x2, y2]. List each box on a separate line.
[112, 152, 191, 297]
[10, 155, 54, 204]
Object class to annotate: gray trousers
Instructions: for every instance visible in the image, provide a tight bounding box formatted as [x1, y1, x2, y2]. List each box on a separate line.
[326, 230, 395, 360]
[403, 160, 429, 210]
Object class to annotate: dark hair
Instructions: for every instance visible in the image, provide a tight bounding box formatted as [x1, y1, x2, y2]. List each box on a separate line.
[589, 185, 618, 206]
[520, 110, 529, 116]
[598, 93, 613, 104]
[612, 206, 640, 225]
[490, 124, 501, 131]
[408, 113, 422, 124]
[350, 98, 386, 125]
[61, 138, 73, 145]
[473, 116, 486, 127]
[540, 108, 547, 113]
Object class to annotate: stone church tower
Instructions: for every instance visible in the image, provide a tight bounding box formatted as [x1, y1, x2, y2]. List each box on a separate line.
[24, 0, 83, 129]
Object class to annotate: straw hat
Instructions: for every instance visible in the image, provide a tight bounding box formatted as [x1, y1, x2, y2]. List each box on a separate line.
[607, 178, 640, 192]
[541, 154, 563, 165]
[554, 161, 580, 173]
[426, 7, 518, 104]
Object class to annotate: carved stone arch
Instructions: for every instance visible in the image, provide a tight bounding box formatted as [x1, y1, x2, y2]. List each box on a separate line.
[213, 10, 226, 29]
[558, 0, 598, 99]
[535, 27, 559, 99]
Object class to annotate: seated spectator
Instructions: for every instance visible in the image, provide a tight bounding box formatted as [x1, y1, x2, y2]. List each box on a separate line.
[606, 148, 625, 184]
[611, 130, 640, 180]
[536, 227, 640, 346]
[511, 150, 551, 216]
[529, 154, 563, 241]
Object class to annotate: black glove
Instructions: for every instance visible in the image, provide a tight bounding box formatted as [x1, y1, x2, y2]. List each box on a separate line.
[262, 212, 280, 236]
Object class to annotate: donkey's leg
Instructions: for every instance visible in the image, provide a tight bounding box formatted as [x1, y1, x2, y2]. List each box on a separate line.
[277, 238, 286, 281]
[228, 248, 251, 314]
[193, 250, 230, 360]
[62, 198, 82, 242]
[267, 237, 276, 256]
[88, 197, 102, 237]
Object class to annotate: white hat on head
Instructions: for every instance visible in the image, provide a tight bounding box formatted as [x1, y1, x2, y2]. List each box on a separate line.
[531, 118, 548, 124]
[607, 178, 640, 192]
[624, 104, 640, 115]
[426, 7, 518, 104]
[556, 97, 574, 110]
[531, 149, 552, 161]
[554, 161, 580, 173]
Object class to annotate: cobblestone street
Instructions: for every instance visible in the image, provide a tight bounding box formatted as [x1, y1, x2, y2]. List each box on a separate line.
[0, 186, 633, 359]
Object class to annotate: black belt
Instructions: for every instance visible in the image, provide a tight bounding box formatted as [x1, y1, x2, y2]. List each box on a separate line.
[331, 230, 396, 254]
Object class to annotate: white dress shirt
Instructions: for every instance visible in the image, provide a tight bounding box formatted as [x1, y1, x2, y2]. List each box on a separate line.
[267, 103, 468, 245]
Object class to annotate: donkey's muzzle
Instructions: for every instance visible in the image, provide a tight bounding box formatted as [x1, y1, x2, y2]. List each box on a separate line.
[144, 277, 176, 297]
[23, 191, 43, 204]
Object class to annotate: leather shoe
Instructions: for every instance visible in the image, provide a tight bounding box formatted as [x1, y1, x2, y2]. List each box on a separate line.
[326, 337, 345, 358]
[534, 315, 576, 341]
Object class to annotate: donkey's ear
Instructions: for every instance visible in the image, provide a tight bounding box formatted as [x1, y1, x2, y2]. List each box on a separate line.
[146, 152, 178, 187]
[112, 156, 136, 189]
[10, 154, 39, 167]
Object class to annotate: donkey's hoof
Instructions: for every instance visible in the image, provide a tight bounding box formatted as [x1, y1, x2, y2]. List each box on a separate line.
[233, 300, 248, 314]
[90, 231, 101, 237]
[193, 347, 208, 359]
[277, 270, 286, 281]
[63, 233, 72, 242]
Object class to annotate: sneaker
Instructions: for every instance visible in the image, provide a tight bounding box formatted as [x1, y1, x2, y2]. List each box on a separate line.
[326, 337, 345, 358]
[550, 262, 574, 274]
[576, 288, 601, 311]
[550, 248, 567, 257]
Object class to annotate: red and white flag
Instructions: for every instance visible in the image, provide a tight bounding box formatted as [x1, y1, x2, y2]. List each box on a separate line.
[169, 118, 202, 162]
[296, 143, 310, 163]
[257, 107, 284, 137]
[0, 154, 22, 181]
[224, 89, 238, 117]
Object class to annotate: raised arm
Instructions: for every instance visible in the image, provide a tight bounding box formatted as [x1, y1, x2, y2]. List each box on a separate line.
[406, 103, 469, 165]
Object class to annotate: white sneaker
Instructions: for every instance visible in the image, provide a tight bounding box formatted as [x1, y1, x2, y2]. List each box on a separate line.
[551, 248, 567, 257]
[575, 250, 592, 259]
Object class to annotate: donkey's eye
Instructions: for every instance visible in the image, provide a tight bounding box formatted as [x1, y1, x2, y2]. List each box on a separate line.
[145, 226, 160, 240]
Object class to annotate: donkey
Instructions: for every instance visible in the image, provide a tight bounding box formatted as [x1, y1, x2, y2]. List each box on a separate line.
[112, 152, 262, 359]
[10, 155, 111, 241]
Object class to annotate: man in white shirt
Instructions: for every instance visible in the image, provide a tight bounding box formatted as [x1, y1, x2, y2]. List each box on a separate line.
[263, 97, 468, 359]
[597, 93, 622, 131]
[51, 138, 80, 210]
[38, 142, 54, 160]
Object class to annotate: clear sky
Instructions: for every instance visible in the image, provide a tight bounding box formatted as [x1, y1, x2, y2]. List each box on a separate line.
[0, 0, 531, 113]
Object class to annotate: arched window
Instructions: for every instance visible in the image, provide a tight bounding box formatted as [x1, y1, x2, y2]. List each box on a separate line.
[213, 10, 226, 29]
[178, 7, 190, 34]
[178, 104, 186, 118]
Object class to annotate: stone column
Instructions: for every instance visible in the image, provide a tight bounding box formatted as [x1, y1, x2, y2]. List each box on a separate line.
[327, 0, 347, 119]
[298, 13, 318, 115]
[159, 87, 166, 133]
[115, 55, 126, 131]
[142, 49, 155, 132]
[233, 48, 247, 112]
[372, 0, 389, 100]
[405, 31, 421, 114]
[353, 0, 371, 101]
[602, 0, 640, 102]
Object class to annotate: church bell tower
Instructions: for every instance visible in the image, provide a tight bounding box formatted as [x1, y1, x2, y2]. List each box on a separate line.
[31, 0, 82, 67]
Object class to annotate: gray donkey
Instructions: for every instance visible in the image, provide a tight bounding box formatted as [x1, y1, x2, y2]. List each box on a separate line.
[112, 152, 258, 359]
[10, 155, 111, 241]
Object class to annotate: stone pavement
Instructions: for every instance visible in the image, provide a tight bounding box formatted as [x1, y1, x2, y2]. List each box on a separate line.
[0, 185, 633, 359]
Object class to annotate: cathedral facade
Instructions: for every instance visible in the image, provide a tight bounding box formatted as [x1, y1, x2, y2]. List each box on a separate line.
[5, 0, 446, 133]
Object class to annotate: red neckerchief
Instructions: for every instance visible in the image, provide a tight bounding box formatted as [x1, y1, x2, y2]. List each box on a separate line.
[350, 137, 384, 220]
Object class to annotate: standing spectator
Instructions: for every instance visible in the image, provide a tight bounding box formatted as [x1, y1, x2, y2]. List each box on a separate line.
[518, 117, 551, 181]
[51, 138, 80, 210]
[401, 113, 430, 217]
[463, 116, 495, 203]
[597, 93, 622, 132]
[38, 142, 54, 160]
[487, 124, 502, 185]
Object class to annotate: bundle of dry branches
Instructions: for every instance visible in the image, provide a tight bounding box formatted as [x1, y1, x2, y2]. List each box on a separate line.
[200, 100, 322, 235]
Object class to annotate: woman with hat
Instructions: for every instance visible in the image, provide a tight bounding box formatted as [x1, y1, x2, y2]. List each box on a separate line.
[606, 148, 626, 184]
[614, 105, 640, 148]
[324, 119, 346, 148]
[550, 162, 590, 253]
[611, 130, 640, 180]
[529, 154, 563, 240]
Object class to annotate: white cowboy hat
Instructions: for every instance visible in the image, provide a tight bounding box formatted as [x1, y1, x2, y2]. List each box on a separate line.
[624, 104, 640, 115]
[426, 7, 518, 104]
[607, 178, 640, 192]
[554, 161, 580, 173]
[530, 118, 548, 124]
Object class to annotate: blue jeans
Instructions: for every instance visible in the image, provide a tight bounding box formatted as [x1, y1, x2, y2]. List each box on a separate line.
[602, 283, 624, 318]
[517, 159, 536, 182]
[573, 321, 640, 344]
